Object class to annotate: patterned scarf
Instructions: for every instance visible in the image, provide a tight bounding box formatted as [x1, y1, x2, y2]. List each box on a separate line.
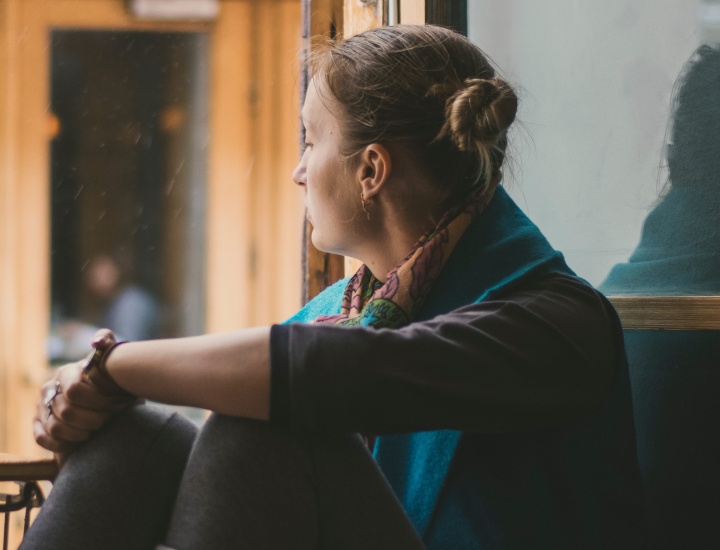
[314, 189, 493, 329]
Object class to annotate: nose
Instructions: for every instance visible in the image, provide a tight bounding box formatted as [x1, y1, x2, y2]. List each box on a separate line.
[292, 149, 308, 187]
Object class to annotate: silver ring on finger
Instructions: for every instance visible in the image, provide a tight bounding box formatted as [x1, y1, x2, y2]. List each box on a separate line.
[45, 380, 61, 419]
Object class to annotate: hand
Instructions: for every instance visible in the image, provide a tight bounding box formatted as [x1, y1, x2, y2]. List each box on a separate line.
[33, 329, 130, 465]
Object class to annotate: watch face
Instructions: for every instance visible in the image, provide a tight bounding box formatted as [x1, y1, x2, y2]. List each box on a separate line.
[81, 348, 103, 374]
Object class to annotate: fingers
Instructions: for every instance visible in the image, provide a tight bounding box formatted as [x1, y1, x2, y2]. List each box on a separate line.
[35, 397, 91, 442]
[49, 391, 111, 431]
[33, 328, 122, 457]
[33, 414, 79, 455]
[91, 329, 117, 351]
[33, 361, 118, 454]
[33, 386, 104, 453]
[56, 362, 116, 411]
[33, 396, 97, 454]
[33, 402, 83, 453]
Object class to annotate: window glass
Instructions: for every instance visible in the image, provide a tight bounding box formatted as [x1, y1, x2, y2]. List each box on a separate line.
[469, 1, 720, 295]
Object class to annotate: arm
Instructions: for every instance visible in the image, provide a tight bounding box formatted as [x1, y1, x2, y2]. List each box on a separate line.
[34, 327, 271, 458]
[36, 274, 616, 454]
[106, 327, 271, 420]
[270, 275, 621, 434]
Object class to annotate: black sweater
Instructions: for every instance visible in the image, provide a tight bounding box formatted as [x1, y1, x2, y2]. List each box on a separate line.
[270, 274, 619, 435]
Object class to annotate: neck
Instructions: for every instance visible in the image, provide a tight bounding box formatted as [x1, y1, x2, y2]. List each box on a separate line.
[353, 200, 438, 283]
[357, 240, 416, 283]
[349, 157, 447, 281]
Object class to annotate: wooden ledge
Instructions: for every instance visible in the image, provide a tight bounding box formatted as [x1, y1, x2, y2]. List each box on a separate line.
[0, 454, 58, 482]
[608, 296, 720, 330]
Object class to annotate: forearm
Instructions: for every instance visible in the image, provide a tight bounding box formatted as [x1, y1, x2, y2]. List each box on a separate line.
[105, 327, 271, 419]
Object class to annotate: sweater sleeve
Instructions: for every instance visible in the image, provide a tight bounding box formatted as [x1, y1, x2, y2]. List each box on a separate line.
[269, 274, 622, 434]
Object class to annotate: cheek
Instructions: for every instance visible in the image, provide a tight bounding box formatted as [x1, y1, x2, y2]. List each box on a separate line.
[310, 155, 347, 199]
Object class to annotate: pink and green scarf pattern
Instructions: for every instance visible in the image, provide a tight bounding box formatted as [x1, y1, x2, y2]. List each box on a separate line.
[314, 190, 493, 329]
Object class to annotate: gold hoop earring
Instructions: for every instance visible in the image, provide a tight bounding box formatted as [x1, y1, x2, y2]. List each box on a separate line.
[361, 192, 371, 220]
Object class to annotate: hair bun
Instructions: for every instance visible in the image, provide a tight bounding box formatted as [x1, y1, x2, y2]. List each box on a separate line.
[439, 77, 518, 152]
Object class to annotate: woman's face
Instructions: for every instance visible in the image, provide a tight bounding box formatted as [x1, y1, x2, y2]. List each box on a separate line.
[292, 79, 363, 255]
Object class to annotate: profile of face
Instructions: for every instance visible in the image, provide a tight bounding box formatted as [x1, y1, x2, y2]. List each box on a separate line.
[292, 78, 364, 256]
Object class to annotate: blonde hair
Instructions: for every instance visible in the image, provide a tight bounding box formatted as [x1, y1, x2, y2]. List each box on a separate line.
[310, 25, 517, 205]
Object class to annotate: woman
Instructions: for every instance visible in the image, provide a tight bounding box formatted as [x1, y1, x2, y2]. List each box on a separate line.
[25, 25, 645, 549]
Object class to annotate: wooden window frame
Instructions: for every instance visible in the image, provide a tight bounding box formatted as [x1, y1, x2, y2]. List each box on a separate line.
[301, 0, 467, 302]
[608, 297, 720, 330]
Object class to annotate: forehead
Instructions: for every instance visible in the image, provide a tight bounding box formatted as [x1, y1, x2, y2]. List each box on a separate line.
[302, 78, 339, 133]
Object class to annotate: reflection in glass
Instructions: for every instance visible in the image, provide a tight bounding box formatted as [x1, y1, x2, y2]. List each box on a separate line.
[600, 44, 720, 550]
[48, 31, 208, 364]
[601, 45, 720, 296]
[468, 3, 716, 286]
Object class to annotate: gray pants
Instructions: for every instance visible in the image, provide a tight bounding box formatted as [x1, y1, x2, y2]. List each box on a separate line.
[21, 405, 424, 550]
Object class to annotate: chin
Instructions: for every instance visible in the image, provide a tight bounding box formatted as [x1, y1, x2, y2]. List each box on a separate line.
[310, 230, 330, 252]
[310, 230, 343, 256]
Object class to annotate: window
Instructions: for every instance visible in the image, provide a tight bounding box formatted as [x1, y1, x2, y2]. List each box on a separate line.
[469, 1, 720, 328]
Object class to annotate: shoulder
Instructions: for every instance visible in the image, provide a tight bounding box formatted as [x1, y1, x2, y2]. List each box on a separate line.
[508, 274, 618, 319]
[439, 274, 615, 319]
[282, 277, 350, 324]
[518, 274, 621, 334]
[475, 273, 620, 338]
[425, 273, 622, 365]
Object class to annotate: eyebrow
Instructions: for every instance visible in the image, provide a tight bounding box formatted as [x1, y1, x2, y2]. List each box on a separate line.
[300, 113, 314, 132]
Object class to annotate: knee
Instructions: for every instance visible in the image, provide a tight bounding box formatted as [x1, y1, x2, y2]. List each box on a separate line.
[113, 403, 198, 448]
[201, 413, 277, 438]
[186, 415, 311, 473]
[62, 404, 198, 476]
[196, 414, 286, 452]
[193, 414, 366, 468]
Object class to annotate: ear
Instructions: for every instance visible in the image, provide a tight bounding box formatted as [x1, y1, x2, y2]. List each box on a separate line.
[355, 143, 392, 200]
